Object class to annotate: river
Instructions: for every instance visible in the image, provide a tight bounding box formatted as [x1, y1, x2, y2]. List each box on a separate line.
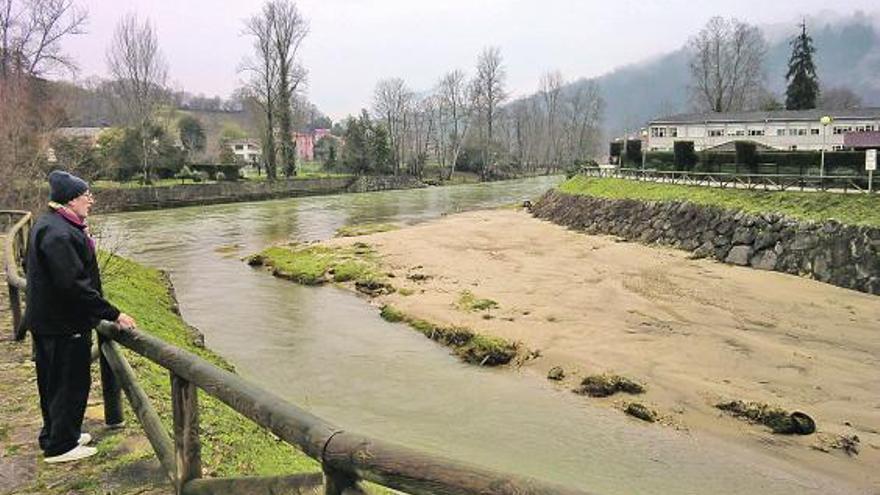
[97, 177, 852, 494]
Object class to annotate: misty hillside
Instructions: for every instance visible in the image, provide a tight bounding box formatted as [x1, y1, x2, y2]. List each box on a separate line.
[589, 13, 880, 135]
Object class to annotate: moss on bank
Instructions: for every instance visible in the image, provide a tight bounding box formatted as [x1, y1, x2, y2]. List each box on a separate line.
[102, 255, 320, 477]
[380, 305, 518, 366]
[335, 222, 399, 238]
[247, 243, 391, 292]
[559, 176, 880, 227]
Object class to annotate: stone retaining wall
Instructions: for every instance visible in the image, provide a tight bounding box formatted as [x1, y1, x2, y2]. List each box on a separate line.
[93, 175, 424, 213]
[532, 189, 880, 295]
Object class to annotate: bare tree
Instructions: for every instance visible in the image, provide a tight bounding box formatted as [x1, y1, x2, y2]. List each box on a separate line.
[242, 0, 307, 180]
[270, 0, 307, 177]
[373, 77, 413, 175]
[436, 69, 472, 180]
[471, 46, 506, 178]
[688, 17, 766, 112]
[242, 6, 278, 178]
[817, 85, 862, 110]
[0, 0, 86, 209]
[0, 0, 86, 78]
[539, 70, 564, 170]
[106, 13, 168, 183]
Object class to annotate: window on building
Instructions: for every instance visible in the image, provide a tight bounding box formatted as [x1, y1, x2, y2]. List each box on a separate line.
[833, 126, 852, 135]
[810, 128, 820, 135]
[832, 145, 845, 151]
[650, 127, 667, 138]
[727, 129, 745, 136]
[669, 127, 678, 137]
[789, 145, 798, 150]
[776, 129, 786, 136]
[234, 145, 244, 150]
[708, 129, 724, 137]
[748, 129, 764, 136]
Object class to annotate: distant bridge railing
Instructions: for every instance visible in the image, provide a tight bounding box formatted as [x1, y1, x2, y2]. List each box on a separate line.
[3, 212, 589, 495]
[582, 167, 874, 193]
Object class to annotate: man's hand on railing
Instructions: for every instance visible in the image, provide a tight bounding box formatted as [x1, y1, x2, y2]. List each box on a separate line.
[116, 313, 137, 330]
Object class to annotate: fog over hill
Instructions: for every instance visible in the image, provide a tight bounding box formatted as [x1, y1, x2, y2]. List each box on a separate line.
[584, 12, 880, 136]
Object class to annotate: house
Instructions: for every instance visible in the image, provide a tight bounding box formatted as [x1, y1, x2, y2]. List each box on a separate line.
[645, 109, 880, 152]
[46, 126, 109, 162]
[294, 128, 331, 161]
[227, 138, 262, 165]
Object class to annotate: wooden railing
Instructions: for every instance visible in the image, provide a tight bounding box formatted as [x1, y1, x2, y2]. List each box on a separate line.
[2, 210, 31, 340]
[583, 167, 874, 193]
[3, 213, 590, 495]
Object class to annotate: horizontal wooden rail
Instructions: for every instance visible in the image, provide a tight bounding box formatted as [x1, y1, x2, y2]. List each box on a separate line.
[96, 322, 591, 495]
[181, 473, 325, 495]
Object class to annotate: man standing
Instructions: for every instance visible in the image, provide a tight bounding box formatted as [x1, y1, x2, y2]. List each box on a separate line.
[23, 170, 136, 463]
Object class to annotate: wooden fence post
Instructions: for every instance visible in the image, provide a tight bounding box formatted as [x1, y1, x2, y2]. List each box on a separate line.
[172, 372, 201, 494]
[98, 334, 124, 426]
[8, 284, 21, 339]
[323, 465, 361, 495]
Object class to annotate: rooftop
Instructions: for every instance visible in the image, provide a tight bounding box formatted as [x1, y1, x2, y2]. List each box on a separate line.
[651, 108, 880, 125]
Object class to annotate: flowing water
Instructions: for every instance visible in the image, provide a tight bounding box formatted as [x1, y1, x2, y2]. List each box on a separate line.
[98, 177, 854, 494]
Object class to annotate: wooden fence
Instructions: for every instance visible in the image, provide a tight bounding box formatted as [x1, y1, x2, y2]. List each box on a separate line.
[2, 210, 590, 495]
[583, 167, 873, 193]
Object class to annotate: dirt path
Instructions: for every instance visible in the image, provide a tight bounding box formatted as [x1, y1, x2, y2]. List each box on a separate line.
[323, 209, 880, 490]
[0, 236, 168, 495]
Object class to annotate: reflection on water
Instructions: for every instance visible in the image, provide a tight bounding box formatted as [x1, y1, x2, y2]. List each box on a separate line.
[97, 178, 853, 494]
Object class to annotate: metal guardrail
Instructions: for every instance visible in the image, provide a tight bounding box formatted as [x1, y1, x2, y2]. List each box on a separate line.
[583, 167, 875, 193]
[3, 214, 589, 495]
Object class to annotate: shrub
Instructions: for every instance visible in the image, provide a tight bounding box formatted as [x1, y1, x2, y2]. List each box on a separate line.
[673, 141, 697, 170]
[735, 141, 758, 173]
[625, 140, 642, 167]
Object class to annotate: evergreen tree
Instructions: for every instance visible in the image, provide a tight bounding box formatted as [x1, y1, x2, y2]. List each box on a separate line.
[785, 21, 819, 110]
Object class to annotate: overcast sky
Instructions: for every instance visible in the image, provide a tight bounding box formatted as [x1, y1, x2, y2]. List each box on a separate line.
[62, 1, 878, 120]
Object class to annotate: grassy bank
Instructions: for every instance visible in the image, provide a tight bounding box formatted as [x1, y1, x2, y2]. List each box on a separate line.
[102, 255, 319, 477]
[559, 176, 880, 227]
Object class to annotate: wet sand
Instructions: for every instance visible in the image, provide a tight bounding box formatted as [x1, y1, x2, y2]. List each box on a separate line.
[319, 208, 880, 490]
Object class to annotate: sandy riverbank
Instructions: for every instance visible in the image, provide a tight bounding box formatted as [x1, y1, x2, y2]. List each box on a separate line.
[317, 208, 880, 490]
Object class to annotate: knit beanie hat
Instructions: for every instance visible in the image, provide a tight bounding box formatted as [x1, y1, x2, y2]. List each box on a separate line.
[48, 170, 89, 204]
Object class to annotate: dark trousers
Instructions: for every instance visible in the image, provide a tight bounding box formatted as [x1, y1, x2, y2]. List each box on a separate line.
[34, 332, 92, 456]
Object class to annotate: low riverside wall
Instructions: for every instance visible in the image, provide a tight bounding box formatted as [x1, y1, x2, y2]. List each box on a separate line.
[93, 175, 424, 213]
[532, 189, 880, 295]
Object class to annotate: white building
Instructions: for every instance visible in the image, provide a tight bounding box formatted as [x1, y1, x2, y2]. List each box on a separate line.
[227, 138, 262, 166]
[646, 109, 880, 152]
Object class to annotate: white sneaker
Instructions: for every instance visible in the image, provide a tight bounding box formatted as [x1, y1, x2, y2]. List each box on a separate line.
[44, 445, 97, 464]
[78, 433, 92, 446]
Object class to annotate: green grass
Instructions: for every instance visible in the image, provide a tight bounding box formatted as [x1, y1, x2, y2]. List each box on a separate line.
[455, 290, 499, 312]
[102, 254, 319, 477]
[559, 176, 880, 227]
[93, 178, 206, 189]
[248, 243, 386, 287]
[335, 223, 399, 238]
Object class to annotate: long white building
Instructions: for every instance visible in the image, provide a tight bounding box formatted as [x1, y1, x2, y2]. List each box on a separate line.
[646, 108, 880, 152]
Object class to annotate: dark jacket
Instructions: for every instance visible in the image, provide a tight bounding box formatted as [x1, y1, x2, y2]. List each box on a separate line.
[22, 211, 120, 336]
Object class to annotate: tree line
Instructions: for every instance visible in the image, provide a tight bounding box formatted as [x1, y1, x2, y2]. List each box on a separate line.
[331, 47, 604, 181]
[688, 16, 862, 113]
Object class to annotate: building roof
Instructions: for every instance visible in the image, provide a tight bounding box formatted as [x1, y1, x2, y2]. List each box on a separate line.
[651, 108, 880, 125]
[844, 131, 880, 148]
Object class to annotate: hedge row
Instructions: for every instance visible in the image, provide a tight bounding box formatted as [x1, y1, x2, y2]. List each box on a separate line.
[635, 150, 868, 176]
